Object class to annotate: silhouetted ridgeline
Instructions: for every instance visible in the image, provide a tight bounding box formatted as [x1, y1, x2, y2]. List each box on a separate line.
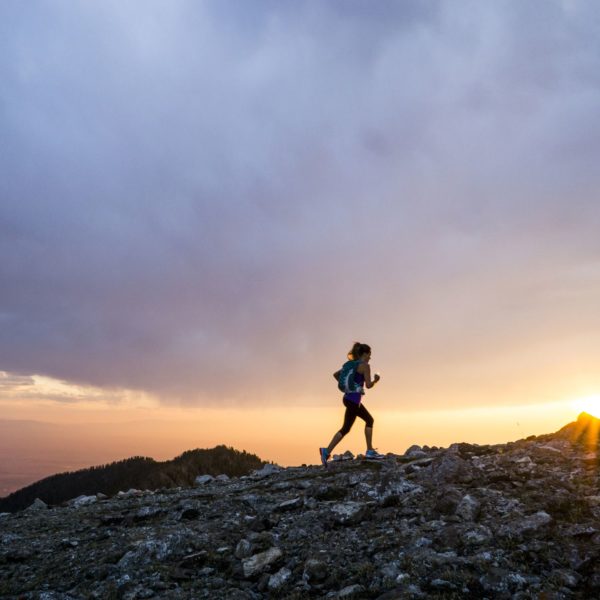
[0, 445, 264, 513]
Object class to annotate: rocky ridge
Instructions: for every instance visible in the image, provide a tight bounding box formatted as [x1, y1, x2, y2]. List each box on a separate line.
[1, 413, 600, 599]
[0, 446, 264, 513]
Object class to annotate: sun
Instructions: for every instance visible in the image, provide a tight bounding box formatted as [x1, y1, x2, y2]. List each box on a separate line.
[571, 394, 600, 419]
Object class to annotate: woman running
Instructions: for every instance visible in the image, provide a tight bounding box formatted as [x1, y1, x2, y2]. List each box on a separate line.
[320, 342, 383, 466]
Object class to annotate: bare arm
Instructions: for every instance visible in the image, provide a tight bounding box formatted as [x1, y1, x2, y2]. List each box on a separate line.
[358, 363, 380, 389]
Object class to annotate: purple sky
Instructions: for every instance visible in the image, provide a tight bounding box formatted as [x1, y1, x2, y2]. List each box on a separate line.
[1, 1, 600, 408]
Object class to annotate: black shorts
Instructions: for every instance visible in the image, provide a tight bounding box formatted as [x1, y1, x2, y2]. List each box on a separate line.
[339, 398, 374, 435]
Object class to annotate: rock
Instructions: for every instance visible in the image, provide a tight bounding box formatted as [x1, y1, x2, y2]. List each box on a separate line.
[96, 492, 108, 500]
[332, 450, 355, 461]
[564, 523, 597, 537]
[307, 483, 347, 501]
[268, 566, 291, 590]
[69, 495, 97, 508]
[178, 551, 207, 569]
[118, 540, 171, 569]
[117, 488, 143, 498]
[248, 531, 275, 553]
[479, 568, 529, 594]
[235, 539, 252, 559]
[135, 505, 162, 520]
[430, 578, 455, 591]
[405, 444, 421, 454]
[427, 451, 475, 484]
[338, 583, 366, 598]
[462, 524, 493, 546]
[499, 511, 553, 539]
[434, 486, 462, 515]
[242, 546, 283, 578]
[252, 463, 282, 478]
[331, 502, 369, 525]
[216, 474, 230, 482]
[26, 498, 47, 511]
[303, 558, 328, 582]
[380, 478, 422, 501]
[586, 494, 600, 514]
[405, 457, 434, 472]
[277, 497, 302, 511]
[404, 445, 428, 459]
[549, 568, 580, 588]
[194, 474, 214, 486]
[456, 494, 481, 521]
[380, 562, 400, 582]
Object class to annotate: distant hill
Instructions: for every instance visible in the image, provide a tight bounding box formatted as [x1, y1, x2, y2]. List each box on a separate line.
[0, 445, 264, 513]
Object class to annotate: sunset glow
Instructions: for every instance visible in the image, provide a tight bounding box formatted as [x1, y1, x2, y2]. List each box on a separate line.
[571, 395, 600, 419]
[0, 375, 587, 495]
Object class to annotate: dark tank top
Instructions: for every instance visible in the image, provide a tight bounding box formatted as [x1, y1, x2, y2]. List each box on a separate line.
[343, 368, 365, 405]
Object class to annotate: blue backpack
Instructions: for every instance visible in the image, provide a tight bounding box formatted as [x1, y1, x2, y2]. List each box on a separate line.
[337, 360, 363, 394]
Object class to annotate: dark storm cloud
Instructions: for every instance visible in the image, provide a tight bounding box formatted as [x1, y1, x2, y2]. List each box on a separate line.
[1, 0, 599, 406]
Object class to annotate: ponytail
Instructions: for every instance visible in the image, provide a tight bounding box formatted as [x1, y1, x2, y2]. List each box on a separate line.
[348, 342, 371, 360]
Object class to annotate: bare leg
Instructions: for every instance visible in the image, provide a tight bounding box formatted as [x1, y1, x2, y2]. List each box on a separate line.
[365, 426, 373, 451]
[326, 431, 344, 455]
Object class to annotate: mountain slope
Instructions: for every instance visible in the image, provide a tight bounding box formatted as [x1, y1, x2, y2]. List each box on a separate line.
[0, 445, 264, 512]
[1, 415, 599, 598]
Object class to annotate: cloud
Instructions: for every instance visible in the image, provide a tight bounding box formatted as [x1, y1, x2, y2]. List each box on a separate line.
[1, 1, 599, 407]
[0, 372, 35, 394]
[0, 370, 154, 406]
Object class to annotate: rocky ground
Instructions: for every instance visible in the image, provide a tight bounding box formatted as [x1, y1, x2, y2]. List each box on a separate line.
[1, 414, 600, 599]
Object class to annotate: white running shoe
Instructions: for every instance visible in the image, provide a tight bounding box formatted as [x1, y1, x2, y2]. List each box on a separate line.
[365, 449, 385, 459]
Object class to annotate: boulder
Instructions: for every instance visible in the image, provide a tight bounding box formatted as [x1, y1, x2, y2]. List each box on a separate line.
[242, 547, 283, 578]
[69, 495, 97, 508]
[194, 475, 214, 486]
[427, 451, 475, 484]
[434, 486, 462, 515]
[331, 502, 369, 525]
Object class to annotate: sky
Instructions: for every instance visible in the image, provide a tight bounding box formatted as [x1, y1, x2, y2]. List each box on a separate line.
[1, 0, 600, 494]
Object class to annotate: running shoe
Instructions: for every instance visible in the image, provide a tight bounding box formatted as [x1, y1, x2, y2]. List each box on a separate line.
[365, 449, 385, 459]
[319, 447, 329, 467]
